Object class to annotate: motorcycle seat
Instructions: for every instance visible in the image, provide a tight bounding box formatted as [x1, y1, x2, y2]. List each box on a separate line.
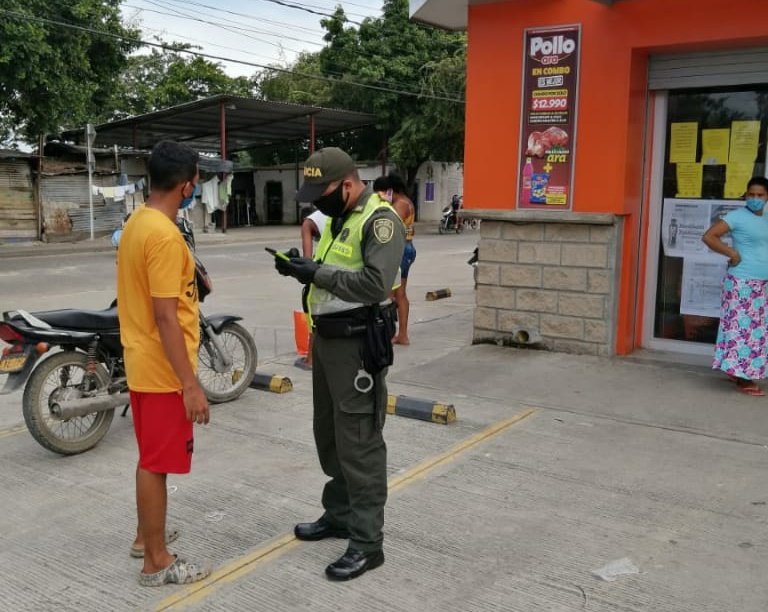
[30, 308, 119, 331]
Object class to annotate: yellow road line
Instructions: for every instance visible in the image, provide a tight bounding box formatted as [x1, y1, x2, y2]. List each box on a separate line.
[0, 424, 27, 439]
[155, 534, 300, 611]
[388, 408, 536, 493]
[155, 408, 536, 611]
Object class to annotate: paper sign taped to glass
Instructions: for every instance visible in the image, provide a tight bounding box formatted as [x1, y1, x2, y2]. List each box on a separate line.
[661, 198, 743, 259]
[680, 256, 727, 318]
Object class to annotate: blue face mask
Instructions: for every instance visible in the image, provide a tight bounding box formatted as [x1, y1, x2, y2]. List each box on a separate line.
[180, 182, 199, 210]
[745, 198, 766, 213]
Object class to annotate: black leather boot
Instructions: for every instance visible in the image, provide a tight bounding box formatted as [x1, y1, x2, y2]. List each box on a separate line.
[325, 549, 384, 581]
[294, 518, 350, 541]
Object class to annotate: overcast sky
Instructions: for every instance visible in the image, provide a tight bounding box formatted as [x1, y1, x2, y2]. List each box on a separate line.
[120, 0, 384, 78]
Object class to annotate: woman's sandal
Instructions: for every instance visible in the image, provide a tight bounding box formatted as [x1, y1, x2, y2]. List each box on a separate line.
[138, 555, 211, 587]
[130, 528, 180, 558]
[736, 381, 765, 397]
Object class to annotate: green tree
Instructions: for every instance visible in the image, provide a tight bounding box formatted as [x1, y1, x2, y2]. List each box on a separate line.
[0, 0, 139, 143]
[106, 43, 254, 120]
[318, 0, 466, 182]
[254, 52, 331, 106]
[254, 0, 466, 182]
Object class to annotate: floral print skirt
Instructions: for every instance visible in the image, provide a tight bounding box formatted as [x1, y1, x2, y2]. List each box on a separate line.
[713, 273, 768, 380]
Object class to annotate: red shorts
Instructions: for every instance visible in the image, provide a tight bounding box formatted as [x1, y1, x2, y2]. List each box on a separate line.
[130, 390, 193, 474]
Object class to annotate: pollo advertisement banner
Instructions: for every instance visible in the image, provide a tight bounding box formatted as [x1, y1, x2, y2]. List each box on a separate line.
[518, 25, 581, 210]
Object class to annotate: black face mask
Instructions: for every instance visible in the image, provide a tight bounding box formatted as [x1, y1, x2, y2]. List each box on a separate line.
[314, 182, 348, 218]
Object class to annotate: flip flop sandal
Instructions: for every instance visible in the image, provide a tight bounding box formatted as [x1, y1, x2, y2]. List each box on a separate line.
[138, 555, 212, 587]
[736, 383, 765, 397]
[130, 528, 180, 558]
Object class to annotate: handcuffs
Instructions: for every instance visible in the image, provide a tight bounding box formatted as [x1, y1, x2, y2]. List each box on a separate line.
[354, 368, 374, 393]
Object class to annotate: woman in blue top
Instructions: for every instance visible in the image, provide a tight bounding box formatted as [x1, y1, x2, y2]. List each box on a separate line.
[703, 176, 768, 396]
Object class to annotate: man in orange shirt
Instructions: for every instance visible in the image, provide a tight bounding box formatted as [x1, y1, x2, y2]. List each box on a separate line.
[117, 140, 211, 586]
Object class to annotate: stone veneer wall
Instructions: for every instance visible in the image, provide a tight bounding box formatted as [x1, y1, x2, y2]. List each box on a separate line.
[468, 211, 623, 356]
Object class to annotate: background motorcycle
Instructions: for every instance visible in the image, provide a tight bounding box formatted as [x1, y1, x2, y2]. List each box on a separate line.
[0, 218, 257, 455]
[438, 205, 463, 234]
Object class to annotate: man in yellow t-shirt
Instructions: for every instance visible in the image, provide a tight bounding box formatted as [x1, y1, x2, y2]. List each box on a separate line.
[117, 140, 211, 587]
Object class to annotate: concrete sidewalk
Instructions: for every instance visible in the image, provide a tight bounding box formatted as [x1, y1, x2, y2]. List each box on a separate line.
[1, 314, 767, 610]
[1, 223, 766, 610]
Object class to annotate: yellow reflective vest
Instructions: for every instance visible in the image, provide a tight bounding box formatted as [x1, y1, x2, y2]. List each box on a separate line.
[308, 192, 401, 318]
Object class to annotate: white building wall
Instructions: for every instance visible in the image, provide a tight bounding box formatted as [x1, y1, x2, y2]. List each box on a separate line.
[415, 161, 464, 221]
[249, 163, 397, 225]
[229, 161, 462, 225]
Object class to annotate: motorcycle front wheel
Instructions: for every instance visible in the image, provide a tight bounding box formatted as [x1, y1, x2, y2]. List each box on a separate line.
[438, 221, 446, 234]
[198, 322, 257, 404]
[22, 351, 114, 455]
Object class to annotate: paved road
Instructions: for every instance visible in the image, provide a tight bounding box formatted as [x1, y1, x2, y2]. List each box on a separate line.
[0, 227, 479, 431]
[2, 225, 768, 611]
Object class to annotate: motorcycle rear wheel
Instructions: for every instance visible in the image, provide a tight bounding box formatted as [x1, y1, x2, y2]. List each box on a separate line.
[198, 322, 257, 404]
[22, 351, 114, 455]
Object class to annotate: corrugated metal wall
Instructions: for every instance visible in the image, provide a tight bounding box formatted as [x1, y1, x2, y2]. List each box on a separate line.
[41, 174, 125, 237]
[0, 160, 36, 240]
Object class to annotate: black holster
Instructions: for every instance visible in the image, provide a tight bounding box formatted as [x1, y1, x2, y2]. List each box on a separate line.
[360, 304, 395, 431]
[362, 303, 397, 376]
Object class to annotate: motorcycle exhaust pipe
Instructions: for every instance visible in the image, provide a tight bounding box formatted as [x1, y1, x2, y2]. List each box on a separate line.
[51, 392, 130, 419]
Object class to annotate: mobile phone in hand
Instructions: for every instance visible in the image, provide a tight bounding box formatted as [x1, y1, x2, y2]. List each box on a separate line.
[265, 247, 290, 261]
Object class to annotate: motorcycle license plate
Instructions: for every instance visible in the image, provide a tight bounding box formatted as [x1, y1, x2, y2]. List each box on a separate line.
[0, 353, 27, 373]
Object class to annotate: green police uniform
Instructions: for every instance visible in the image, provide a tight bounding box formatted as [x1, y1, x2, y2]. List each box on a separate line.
[308, 186, 405, 553]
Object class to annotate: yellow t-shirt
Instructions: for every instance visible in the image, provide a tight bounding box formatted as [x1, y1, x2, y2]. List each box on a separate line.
[117, 207, 199, 392]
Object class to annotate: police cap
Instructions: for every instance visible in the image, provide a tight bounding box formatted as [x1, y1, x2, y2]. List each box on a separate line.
[296, 147, 356, 202]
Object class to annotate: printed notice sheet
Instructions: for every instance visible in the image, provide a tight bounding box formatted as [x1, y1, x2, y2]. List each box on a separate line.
[729, 121, 760, 163]
[680, 256, 727, 318]
[701, 129, 730, 165]
[724, 162, 755, 199]
[661, 199, 745, 258]
[669, 122, 699, 163]
[676, 163, 703, 198]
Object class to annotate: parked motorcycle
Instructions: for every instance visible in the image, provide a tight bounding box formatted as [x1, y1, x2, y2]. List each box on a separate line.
[0, 218, 257, 455]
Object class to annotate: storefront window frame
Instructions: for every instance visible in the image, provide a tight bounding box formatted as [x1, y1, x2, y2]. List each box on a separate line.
[643, 86, 768, 354]
[642, 92, 714, 355]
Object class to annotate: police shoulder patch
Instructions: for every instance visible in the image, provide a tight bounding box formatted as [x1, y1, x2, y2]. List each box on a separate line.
[373, 218, 394, 243]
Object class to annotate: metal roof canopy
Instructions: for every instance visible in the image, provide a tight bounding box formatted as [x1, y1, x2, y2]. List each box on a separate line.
[61, 95, 377, 154]
[410, 0, 616, 31]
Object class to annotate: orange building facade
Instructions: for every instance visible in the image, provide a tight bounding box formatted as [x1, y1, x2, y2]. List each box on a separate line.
[412, 0, 768, 356]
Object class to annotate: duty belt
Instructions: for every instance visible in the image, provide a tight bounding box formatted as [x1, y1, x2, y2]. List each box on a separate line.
[314, 303, 395, 339]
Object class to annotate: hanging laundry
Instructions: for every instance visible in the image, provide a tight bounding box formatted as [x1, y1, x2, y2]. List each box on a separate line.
[114, 185, 126, 202]
[102, 186, 115, 199]
[217, 174, 234, 210]
[125, 184, 136, 195]
[201, 176, 220, 214]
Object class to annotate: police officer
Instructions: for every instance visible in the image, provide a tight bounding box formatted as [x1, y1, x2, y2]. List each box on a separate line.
[275, 147, 405, 580]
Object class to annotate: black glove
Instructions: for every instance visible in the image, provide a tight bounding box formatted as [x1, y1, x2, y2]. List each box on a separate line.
[276, 257, 320, 284]
[274, 248, 301, 276]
